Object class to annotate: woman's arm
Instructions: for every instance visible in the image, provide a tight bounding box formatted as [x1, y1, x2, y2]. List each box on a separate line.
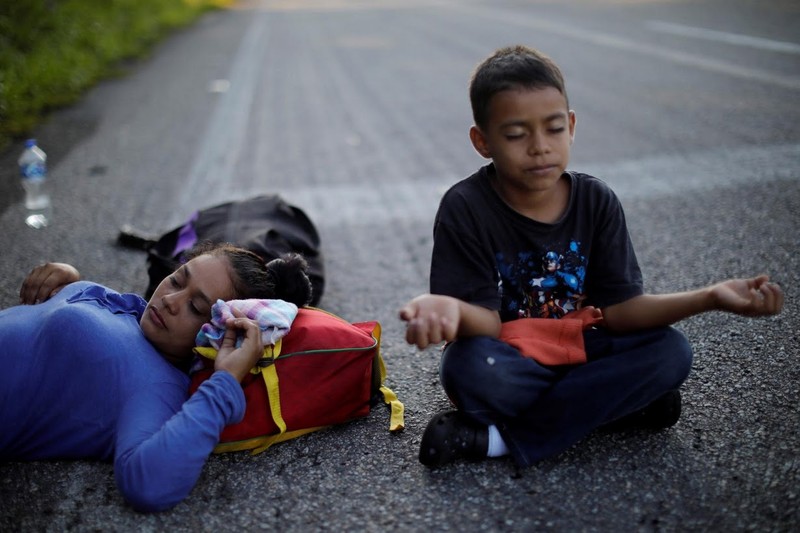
[114, 314, 266, 512]
[113, 373, 245, 512]
[602, 275, 784, 333]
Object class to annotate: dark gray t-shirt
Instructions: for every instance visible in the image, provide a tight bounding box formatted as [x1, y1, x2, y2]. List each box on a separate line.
[430, 164, 643, 322]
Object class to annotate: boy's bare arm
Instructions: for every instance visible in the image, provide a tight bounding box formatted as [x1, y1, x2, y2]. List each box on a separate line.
[399, 294, 502, 349]
[602, 275, 784, 333]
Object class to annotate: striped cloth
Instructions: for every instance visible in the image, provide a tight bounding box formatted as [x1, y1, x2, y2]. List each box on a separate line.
[195, 299, 298, 350]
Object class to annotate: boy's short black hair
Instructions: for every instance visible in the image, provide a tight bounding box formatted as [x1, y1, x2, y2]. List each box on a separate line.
[469, 45, 569, 130]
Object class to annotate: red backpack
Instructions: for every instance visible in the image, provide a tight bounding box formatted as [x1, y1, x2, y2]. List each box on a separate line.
[189, 307, 404, 454]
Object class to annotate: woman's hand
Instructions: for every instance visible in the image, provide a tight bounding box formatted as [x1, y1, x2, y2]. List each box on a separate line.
[213, 309, 265, 382]
[19, 262, 80, 304]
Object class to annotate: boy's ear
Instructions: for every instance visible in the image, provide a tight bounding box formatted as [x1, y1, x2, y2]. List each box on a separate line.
[469, 125, 491, 159]
[568, 110, 576, 144]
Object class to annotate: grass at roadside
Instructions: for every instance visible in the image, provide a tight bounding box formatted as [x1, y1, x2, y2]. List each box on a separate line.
[0, 0, 232, 151]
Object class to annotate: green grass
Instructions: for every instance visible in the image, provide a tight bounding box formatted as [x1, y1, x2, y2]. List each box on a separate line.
[0, 0, 232, 150]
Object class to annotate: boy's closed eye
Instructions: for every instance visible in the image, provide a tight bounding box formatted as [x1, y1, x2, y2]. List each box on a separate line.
[502, 127, 527, 140]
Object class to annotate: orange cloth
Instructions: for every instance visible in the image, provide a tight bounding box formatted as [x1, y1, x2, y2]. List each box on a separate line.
[498, 307, 604, 366]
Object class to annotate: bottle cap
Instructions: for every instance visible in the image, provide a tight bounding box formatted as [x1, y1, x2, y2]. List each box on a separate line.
[24, 139, 36, 148]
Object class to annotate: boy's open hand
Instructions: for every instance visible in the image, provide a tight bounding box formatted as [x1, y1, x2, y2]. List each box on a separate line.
[19, 262, 80, 304]
[214, 309, 265, 382]
[399, 294, 460, 350]
[710, 275, 784, 317]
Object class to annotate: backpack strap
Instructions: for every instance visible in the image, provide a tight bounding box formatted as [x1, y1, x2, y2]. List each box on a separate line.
[248, 339, 330, 454]
[372, 323, 404, 432]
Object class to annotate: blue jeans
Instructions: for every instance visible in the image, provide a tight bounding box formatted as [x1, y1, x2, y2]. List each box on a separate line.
[439, 327, 693, 467]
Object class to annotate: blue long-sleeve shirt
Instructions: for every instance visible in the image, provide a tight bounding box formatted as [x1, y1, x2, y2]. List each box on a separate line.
[0, 281, 246, 512]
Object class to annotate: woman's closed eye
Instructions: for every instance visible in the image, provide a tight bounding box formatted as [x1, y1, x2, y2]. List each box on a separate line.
[168, 275, 204, 316]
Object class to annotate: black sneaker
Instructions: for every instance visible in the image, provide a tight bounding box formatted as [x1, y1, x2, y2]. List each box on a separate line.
[419, 410, 489, 467]
[603, 389, 682, 431]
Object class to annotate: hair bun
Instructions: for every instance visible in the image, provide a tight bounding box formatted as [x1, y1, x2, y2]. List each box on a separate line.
[266, 253, 313, 306]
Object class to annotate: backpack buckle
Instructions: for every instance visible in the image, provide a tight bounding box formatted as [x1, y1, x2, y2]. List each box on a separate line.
[256, 357, 274, 368]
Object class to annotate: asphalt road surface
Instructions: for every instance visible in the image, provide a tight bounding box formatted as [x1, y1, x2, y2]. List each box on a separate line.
[1, 0, 798, 531]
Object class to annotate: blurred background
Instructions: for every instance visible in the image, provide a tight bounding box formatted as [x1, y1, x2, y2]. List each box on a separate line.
[1, 1, 798, 531]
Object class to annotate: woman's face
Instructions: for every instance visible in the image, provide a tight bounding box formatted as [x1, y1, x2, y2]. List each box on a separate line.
[140, 254, 236, 364]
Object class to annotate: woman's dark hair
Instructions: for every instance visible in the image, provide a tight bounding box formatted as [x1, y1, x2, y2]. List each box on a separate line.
[185, 242, 313, 306]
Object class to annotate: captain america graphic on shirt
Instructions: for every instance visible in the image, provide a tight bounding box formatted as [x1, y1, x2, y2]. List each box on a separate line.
[496, 240, 587, 319]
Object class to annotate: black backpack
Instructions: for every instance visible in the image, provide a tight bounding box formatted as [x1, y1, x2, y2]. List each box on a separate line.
[119, 195, 324, 305]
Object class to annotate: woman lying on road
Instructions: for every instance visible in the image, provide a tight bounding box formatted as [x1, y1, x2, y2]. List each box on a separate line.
[0, 243, 313, 512]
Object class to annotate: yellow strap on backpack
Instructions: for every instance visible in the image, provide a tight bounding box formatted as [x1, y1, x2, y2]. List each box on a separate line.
[195, 340, 332, 454]
[372, 323, 404, 432]
[247, 339, 328, 454]
[256, 324, 404, 440]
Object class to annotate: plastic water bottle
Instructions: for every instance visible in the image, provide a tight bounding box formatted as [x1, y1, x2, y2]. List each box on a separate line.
[18, 139, 51, 229]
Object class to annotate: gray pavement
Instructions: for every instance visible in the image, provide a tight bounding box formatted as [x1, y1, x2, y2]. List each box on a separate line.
[1, 0, 798, 531]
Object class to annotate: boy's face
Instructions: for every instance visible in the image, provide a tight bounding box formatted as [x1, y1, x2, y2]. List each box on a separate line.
[470, 87, 575, 197]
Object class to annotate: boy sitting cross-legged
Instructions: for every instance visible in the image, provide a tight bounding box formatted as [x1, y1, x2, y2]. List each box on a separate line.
[399, 45, 784, 468]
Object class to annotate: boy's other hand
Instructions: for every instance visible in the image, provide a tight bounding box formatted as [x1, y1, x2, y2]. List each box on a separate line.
[19, 262, 80, 304]
[399, 294, 460, 350]
[710, 275, 784, 317]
